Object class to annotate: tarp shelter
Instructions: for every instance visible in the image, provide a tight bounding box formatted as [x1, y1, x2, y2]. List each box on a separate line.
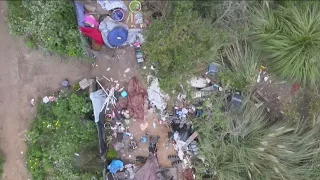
[90, 89, 108, 157]
[134, 153, 159, 180]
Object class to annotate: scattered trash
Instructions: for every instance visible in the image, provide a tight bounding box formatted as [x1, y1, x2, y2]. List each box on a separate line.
[21, 151, 24, 155]
[79, 78, 91, 89]
[115, 83, 120, 90]
[74, 153, 80, 156]
[147, 75, 167, 111]
[129, 140, 138, 152]
[30, 99, 35, 106]
[206, 62, 220, 75]
[135, 47, 144, 64]
[190, 77, 207, 88]
[121, 91, 128, 98]
[103, 76, 111, 81]
[200, 83, 223, 92]
[124, 68, 131, 73]
[107, 67, 111, 71]
[108, 160, 124, 174]
[143, 66, 147, 69]
[118, 87, 124, 92]
[140, 136, 147, 143]
[140, 122, 149, 131]
[98, 0, 128, 11]
[153, 122, 156, 129]
[61, 79, 69, 88]
[42, 96, 56, 104]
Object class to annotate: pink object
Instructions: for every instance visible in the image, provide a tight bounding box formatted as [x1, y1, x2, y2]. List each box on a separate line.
[84, 15, 99, 28]
[133, 41, 141, 47]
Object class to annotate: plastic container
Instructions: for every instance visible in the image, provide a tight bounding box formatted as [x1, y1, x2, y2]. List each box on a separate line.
[112, 9, 124, 22]
[129, 0, 141, 13]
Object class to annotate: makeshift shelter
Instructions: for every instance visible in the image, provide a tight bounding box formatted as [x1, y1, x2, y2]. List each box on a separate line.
[134, 153, 159, 180]
[90, 89, 109, 179]
[73, 0, 145, 57]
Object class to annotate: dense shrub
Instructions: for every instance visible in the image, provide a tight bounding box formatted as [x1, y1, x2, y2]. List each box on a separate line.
[143, 1, 226, 93]
[0, 149, 4, 177]
[26, 92, 101, 179]
[7, 0, 84, 57]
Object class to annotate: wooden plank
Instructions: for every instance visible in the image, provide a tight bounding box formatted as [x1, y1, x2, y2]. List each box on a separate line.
[183, 132, 198, 149]
[256, 90, 270, 102]
[79, 78, 90, 89]
[251, 94, 263, 104]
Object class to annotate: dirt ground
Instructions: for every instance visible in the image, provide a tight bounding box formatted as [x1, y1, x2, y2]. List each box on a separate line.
[0, 2, 171, 180]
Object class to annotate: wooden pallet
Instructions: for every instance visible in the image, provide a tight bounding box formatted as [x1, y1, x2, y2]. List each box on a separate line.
[251, 90, 270, 108]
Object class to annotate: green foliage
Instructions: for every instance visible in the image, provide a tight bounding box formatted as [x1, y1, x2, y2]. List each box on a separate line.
[105, 148, 118, 161]
[26, 92, 100, 180]
[219, 41, 260, 91]
[25, 35, 37, 49]
[251, 1, 320, 87]
[193, 99, 320, 180]
[193, 1, 252, 41]
[143, 1, 225, 93]
[7, 0, 85, 57]
[0, 149, 5, 177]
[7, 0, 30, 35]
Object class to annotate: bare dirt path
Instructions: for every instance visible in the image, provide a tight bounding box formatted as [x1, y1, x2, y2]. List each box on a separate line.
[0, 1, 141, 179]
[0, 1, 172, 179]
[0, 2, 95, 179]
[0, 2, 128, 179]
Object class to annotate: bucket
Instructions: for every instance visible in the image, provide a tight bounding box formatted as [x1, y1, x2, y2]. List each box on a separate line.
[112, 9, 124, 22]
[129, 0, 141, 13]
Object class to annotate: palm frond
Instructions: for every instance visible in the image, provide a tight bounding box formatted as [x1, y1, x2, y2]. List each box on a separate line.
[251, 1, 320, 87]
[219, 41, 260, 91]
[194, 98, 320, 179]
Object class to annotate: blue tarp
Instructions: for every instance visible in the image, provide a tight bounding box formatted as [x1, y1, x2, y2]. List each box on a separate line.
[107, 27, 128, 47]
[74, 1, 85, 27]
[108, 160, 124, 174]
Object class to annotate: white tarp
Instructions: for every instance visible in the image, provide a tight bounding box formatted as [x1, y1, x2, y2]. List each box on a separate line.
[97, 0, 128, 11]
[90, 89, 106, 122]
[189, 77, 207, 88]
[147, 75, 167, 111]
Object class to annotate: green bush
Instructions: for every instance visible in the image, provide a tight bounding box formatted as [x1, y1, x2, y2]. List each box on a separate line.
[26, 92, 100, 180]
[0, 149, 4, 177]
[143, 1, 226, 93]
[105, 148, 118, 162]
[7, 0, 30, 35]
[7, 0, 85, 57]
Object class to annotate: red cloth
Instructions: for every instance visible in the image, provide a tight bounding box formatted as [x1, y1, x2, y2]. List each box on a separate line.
[80, 27, 103, 45]
[291, 83, 301, 95]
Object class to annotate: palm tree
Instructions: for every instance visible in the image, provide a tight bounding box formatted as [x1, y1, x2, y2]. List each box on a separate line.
[219, 41, 260, 91]
[251, 1, 320, 87]
[193, 99, 320, 180]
